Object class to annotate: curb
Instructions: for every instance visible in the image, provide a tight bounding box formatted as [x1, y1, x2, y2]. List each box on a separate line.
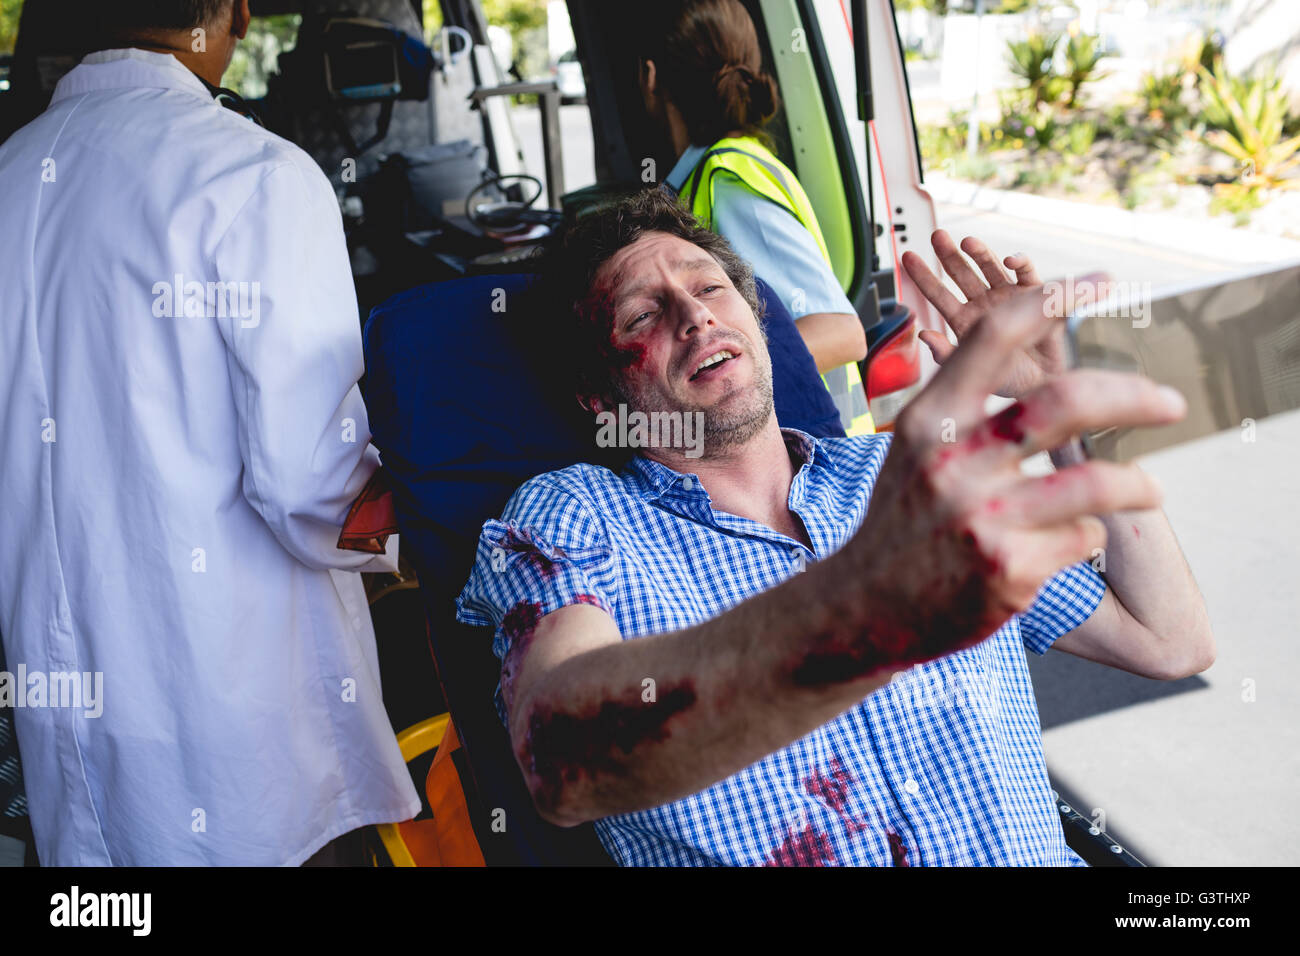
[925, 175, 1300, 265]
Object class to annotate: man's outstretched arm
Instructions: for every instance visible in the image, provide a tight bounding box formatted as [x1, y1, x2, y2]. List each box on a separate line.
[902, 231, 1214, 679]
[506, 285, 1185, 828]
[505, 556, 899, 827]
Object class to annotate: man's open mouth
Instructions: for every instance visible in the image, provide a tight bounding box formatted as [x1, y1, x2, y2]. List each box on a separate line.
[689, 349, 737, 381]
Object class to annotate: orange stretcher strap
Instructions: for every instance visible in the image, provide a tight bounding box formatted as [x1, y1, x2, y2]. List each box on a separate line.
[423, 719, 486, 867]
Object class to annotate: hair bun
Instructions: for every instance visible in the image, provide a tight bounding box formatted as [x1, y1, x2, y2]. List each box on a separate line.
[715, 62, 778, 130]
[714, 62, 752, 87]
[747, 71, 778, 123]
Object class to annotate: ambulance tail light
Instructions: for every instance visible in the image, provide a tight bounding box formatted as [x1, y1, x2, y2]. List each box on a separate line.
[862, 312, 923, 432]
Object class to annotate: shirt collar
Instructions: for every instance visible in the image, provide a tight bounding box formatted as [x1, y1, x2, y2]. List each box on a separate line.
[664, 143, 710, 193]
[51, 48, 214, 106]
[624, 427, 836, 503]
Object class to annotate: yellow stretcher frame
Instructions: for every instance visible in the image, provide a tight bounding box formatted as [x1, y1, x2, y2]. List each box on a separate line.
[373, 713, 450, 867]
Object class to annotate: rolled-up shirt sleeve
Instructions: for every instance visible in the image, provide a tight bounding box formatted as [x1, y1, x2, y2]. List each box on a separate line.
[456, 476, 619, 723]
[1018, 562, 1108, 655]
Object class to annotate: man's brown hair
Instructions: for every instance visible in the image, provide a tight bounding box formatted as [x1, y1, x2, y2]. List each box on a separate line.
[530, 187, 765, 407]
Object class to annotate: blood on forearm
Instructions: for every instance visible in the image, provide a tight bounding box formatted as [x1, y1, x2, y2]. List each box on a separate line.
[521, 678, 701, 820]
[503, 545, 993, 826]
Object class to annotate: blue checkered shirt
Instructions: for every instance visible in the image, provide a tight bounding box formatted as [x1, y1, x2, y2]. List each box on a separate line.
[456, 429, 1105, 866]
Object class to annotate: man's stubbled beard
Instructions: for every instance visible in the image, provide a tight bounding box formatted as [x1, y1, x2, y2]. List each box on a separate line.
[607, 319, 775, 458]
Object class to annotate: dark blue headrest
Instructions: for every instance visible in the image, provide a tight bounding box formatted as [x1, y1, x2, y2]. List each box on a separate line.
[364, 273, 591, 592]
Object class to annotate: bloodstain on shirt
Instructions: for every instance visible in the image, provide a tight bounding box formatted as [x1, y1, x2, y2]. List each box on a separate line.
[801, 759, 883, 846]
[499, 527, 567, 579]
[886, 828, 911, 867]
[804, 758, 853, 814]
[763, 824, 838, 867]
[845, 817, 873, 836]
[499, 600, 544, 712]
[501, 600, 543, 642]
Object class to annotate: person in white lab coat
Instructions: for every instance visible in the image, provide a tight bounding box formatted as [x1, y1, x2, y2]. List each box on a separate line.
[0, 0, 420, 865]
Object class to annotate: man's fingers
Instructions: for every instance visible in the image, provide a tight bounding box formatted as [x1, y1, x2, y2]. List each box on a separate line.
[931, 229, 989, 302]
[960, 236, 1013, 289]
[969, 370, 1187, 458]
[1004, 517, 1109, 590]
[991, 461, 1164, 528]
[906, 286, 1063, 417]
[919, 329, 956, 365]
[901, 250, 966, 326]
[1003, 253, 1042, 287]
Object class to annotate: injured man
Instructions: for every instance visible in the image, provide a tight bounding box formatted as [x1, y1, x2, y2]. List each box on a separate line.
[455, 188, 1214, 866]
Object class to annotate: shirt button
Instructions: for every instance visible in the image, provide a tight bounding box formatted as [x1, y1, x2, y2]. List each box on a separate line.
[351, 615, 362, 629]
[682, 476, 693, 490]
[903, 779, 920, 795]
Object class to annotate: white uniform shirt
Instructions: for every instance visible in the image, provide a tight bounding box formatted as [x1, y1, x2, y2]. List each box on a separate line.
[0, 49, 420, 865]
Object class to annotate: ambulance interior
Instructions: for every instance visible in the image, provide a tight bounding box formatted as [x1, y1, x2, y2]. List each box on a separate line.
[2, 0, 900, 322]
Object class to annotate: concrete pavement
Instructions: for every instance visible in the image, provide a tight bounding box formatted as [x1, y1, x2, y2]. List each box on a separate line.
[1031, 410, 1300, 866]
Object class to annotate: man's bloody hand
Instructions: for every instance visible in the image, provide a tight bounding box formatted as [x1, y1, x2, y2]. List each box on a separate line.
[829, 282, 1187, 677]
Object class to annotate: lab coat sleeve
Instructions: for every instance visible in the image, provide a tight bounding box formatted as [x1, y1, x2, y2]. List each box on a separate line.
[213, 158, 397, 573]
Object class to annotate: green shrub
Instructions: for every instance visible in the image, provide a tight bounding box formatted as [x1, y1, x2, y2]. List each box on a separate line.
[1007, 32, 1065, 107]
[1063, 34, 1110, 109]
[998, 93, 1059, 150]
[920, 108, 973, 167]
[1062, 119, 1098, 156]
[1208, 184, 1265, 225]
[951, 154, 999, 183]
[1013, 161, 1071, 191]
[1132, 69, 1197, 148]
[1198, 62, 1300, 193]
[1097, 103, 1138, 141]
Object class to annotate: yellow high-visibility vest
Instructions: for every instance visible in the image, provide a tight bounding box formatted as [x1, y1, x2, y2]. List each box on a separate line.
[681, 136, 874, 436]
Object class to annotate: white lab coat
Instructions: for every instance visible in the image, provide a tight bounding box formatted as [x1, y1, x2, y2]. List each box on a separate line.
[0, 49, 420, 865]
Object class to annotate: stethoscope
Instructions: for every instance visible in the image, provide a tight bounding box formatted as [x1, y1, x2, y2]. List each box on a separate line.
[196, 74, 266, 127]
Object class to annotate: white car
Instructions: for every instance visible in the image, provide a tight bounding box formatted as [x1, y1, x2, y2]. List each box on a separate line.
[554, 49, 585, 100]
